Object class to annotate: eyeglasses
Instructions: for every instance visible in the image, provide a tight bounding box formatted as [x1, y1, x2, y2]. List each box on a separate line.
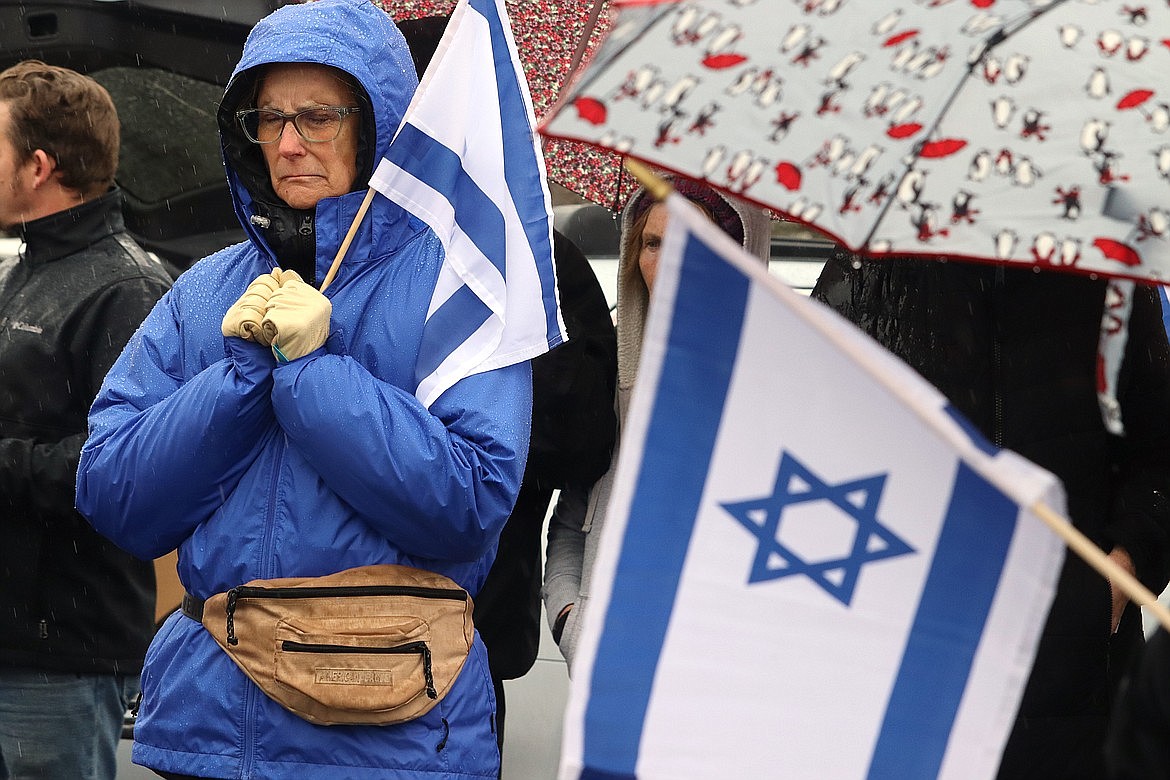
[236, 106, 361, 144]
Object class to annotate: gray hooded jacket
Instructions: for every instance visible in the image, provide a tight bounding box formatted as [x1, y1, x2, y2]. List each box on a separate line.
[542, 182, 769, 671]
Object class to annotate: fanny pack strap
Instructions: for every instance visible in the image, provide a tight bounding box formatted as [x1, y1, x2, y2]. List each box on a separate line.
[181, 592, 205, 622]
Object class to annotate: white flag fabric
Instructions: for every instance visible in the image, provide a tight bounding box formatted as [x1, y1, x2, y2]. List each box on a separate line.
[370, 0, 565, 408]
[560, 194, 1066, 780]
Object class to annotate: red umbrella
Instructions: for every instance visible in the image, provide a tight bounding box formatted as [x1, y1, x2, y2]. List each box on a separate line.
[374, 0, 637, 210]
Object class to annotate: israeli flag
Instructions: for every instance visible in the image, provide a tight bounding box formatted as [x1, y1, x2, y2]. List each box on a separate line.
[370, 0, 565, 409]
[561, 195, 1066, 780]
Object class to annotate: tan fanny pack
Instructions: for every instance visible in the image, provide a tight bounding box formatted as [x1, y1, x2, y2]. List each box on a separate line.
[183, 564, 474, 726]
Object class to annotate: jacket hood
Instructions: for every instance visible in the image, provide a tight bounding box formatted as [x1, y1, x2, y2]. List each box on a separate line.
[215, 0, 419, 272]
[615, 179, 770, 396]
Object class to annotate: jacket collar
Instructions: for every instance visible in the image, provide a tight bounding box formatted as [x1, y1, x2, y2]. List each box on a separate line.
[217, 0, 418, 286]
[18, 189, 125, 267]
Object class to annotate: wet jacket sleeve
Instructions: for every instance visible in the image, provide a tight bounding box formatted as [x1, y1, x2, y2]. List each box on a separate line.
[1105, 283, 1170, 593]
[542, 486, 587, 630]
[76, 289, 278, 560]
[270, 350, 531, 562]
[0, 277, 168, 518]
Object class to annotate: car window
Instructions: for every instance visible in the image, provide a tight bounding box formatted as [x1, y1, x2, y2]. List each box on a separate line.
[91, 66, 224, 205]
[86, 67, 242, 275]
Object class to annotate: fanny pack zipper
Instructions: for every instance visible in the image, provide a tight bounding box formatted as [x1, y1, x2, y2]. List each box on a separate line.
[224, 584, 467, 646]
[281, 639, 437, 699]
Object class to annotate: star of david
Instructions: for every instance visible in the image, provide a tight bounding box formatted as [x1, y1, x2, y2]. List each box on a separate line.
[721, 451, 915, 606]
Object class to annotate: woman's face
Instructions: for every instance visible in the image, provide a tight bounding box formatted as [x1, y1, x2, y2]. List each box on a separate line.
[638, 203, 669, 292]
[255, 63, 360, 210]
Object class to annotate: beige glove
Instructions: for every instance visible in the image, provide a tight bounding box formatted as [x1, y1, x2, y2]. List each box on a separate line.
[221, 272, 282, 346]
[263, 270, 332, 362]
[254, 268, 301, 346]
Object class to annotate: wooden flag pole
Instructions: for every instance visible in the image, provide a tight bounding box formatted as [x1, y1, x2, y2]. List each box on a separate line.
[624, 158, 672, 202]
[318, 187, 377, 294]
[1031, 501, 1170, 634]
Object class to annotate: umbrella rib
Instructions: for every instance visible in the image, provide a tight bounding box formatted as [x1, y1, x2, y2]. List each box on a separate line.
[559, 6, 675, 107]
[859, 0, 1070, 253]
[564, 0, 607, 87]
[541, 0, 607, 154]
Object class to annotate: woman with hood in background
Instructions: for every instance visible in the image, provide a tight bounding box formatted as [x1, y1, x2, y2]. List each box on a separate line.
[75, 1, 528, 777]
[542, 176, 770, 672]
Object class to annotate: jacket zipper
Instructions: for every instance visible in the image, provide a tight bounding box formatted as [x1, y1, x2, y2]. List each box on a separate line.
[280, 639, 437, 699]
[244, 435, 286, 777]
[992, 266, 1005, 447]
[260, 437, 285, 581]
[993, 338, 1004, 446]
[225, 584, 467, 646]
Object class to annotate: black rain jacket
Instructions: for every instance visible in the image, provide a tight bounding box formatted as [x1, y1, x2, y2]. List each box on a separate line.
[474, 231, 617, 681]
[814, 253, 1170, 780]
[0, 190, 171, 674]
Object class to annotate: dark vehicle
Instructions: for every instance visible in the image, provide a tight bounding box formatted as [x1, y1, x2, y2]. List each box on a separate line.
[0, 1, 276, 276]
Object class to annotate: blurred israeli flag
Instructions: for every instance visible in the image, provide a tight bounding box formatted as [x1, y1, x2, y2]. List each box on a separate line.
[370, 0, 565, 408]
[561, 194, 1065, 780]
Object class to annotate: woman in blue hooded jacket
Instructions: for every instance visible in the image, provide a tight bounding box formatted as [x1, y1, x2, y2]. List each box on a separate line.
[75, 1, 528, 777]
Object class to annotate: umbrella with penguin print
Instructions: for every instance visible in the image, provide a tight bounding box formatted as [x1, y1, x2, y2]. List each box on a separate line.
[541, 0, 1170, 280]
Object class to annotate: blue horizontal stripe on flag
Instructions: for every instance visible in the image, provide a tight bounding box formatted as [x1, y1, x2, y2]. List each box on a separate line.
[416, 283, 492, 387]
[472, 0, 560, 345]
[382, 122, 507, 279]
[866, 461, 1017, 779]
[579, 230, 749, 780]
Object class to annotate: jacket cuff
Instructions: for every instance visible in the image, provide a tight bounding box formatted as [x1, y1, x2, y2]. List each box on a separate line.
[224, 336, 274, 383]
[552, 607, 572, 644]
[542, 574, 580, 634]
[1107, 487, 1170, 594]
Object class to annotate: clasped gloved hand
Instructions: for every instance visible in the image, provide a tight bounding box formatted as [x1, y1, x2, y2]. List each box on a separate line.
[221, 271, 282, 346]
[262, 269, 332, 362]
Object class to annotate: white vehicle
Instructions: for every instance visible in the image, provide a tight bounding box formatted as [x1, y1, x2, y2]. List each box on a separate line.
[553, 200, 836, 309]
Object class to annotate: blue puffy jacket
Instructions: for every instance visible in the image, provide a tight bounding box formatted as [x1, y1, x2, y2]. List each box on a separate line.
[76, 1, 529, 777]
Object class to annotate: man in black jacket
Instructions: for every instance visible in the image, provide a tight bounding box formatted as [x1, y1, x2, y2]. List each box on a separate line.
[813, 254, 1170, 779]
[0, 60, 172, 780]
